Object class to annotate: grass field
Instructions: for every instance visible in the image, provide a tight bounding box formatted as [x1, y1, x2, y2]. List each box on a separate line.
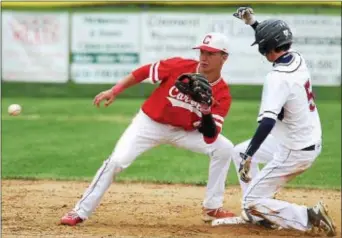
[2, 97, 341, 189]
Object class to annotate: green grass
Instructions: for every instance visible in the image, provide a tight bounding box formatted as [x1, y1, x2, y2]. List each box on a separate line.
[2, 98, 341, 189]
[2, 82, 341, 101]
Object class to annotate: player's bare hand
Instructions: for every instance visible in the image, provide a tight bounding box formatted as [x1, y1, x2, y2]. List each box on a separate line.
[233, 7, 256, 25]
[93, 89, 116, 108]
[239, 152, 252, 183]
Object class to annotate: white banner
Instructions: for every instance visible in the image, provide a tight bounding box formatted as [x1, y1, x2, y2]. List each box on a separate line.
[279, 14, 341, 86]
[71, 13, 141, 83]
[2, 11, 69, 83]
[206, 13, 341, 85]
[140, 13, 205, 64]
[141, 13, 341, 86]
[69, 11, 340, 86]
[204, 14, 268, 85]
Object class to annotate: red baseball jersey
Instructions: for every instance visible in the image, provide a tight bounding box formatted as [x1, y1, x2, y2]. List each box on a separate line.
[132, 57, 232, 142]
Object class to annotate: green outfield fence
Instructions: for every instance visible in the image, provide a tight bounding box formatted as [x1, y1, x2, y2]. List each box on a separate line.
[1, 1, 341, 100]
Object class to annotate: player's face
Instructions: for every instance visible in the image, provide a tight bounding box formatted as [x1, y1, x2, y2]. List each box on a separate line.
[199, 50, 228, 73]
[265, 51, 276, 62]
[265, 50, 286, 62]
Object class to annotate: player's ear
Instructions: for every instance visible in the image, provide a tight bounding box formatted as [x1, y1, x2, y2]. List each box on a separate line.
[222, 53, 228, 62]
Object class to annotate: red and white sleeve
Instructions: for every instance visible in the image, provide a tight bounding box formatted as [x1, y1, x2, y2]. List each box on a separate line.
[149, 61, 161, 84]
[132, 57, 181, 84]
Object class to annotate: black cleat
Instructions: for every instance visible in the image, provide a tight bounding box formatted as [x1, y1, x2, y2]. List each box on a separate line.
[256, 219, 280, 230]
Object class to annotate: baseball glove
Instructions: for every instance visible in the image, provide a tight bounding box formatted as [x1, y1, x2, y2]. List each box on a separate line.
[175, 73, 212, 106]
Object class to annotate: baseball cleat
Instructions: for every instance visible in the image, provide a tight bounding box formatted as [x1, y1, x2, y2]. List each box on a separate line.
[307, 201, 336, 237]
[60, 210, 83, 226]
[202, 207, 236, 222]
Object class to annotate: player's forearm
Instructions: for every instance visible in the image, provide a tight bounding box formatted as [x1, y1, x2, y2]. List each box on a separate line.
[111, 64, 151, 96]
[245, 117, 276, 157]
[110, 73, 138, 96]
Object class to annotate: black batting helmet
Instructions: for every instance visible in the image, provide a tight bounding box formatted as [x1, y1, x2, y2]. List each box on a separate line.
[251, 19, 293, 55]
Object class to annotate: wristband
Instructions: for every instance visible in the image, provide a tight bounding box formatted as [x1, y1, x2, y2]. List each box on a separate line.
[111, 83, 125, 96]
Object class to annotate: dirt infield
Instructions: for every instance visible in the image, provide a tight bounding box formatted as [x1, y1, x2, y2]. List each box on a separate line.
[2, 180, 341, 238]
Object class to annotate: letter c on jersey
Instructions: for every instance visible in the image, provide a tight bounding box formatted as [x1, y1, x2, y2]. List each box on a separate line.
[169, 86, 179, 97]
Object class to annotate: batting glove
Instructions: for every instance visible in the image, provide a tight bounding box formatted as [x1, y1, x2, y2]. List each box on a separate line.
[233, 7, 256, 25]
[239, 152, 252, 183]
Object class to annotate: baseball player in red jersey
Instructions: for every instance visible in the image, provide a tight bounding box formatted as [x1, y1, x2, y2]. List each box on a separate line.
[61, 32, 238, 226]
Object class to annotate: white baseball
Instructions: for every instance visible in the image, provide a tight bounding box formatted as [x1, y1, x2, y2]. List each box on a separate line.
[8, 104, 22, 116]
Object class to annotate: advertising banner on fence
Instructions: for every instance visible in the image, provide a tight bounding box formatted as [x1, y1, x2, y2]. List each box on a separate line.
[69, 11, 340, 86]
[140, 13, 341, 86]
[140, 13, 205, 64]
[71, 13, 141, 83]
[2, 11, 69, 82]
[278, 14, 341, 86]
[205, 13, 341, 86]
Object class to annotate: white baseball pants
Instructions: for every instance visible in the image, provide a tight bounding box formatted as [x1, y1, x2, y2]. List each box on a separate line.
[233, 134, 322, 231]
[232, 134, 281, 195]
[74, 110, 235, 220]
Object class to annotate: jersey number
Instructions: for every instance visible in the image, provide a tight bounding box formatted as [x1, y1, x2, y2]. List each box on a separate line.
[304, 80, 316, 112]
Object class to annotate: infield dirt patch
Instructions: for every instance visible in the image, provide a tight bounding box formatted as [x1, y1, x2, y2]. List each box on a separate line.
[2, 180, 341, 238]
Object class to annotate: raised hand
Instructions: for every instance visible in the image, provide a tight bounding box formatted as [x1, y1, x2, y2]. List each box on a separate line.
[233, 7, 256, 25]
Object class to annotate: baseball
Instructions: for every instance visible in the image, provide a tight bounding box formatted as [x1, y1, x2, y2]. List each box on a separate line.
[8, 104, 22, 116]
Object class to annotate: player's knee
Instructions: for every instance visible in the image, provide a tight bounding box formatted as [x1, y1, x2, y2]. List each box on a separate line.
[98, 156, 124, 178]
[242, 192, 266, 208]
[234, 141, 249, 154]
[108, 151, 135, 171]
[232, 141, 250, 164]
[241, 208, 253, 223]
[241, 199, 271, 224]
[223, 139, 234, 151]
[211, 137, 234, 160]
[241, 207, 264, 224]
[241, 199, 256, 220]
[233, 144, 242, 155]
